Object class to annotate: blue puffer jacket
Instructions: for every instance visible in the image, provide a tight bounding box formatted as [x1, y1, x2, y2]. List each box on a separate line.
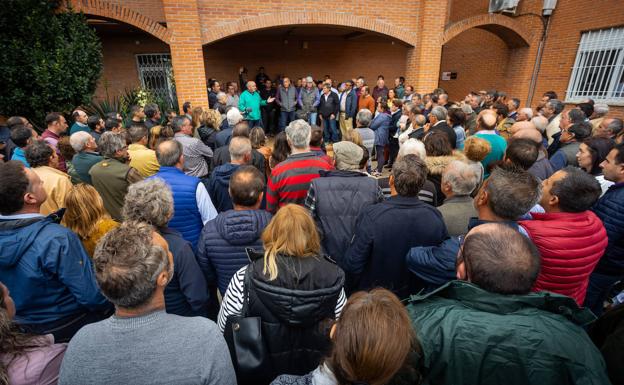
[370, 112, 391, 146]
[0, 216, 110, 325]
[204, 163, 239, 213]
[592, 182, 624, 275]
[151, 167, 203, 250]
[197, 209, 272, 294]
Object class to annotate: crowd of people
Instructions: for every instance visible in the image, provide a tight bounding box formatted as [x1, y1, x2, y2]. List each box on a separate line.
[0, 67, 623, 385]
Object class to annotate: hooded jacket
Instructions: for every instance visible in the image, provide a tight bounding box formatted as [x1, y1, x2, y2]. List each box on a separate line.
[0, 216, 109, 325]
[205, 163, 239, 213]
[408, 281, 610, 385]
[520, 211, 608, 305]
[197, 209, 272, 294]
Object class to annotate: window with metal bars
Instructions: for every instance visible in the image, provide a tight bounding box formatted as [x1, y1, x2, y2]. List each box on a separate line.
[566, 27, 624, 105]
[135, 53, 177, 107]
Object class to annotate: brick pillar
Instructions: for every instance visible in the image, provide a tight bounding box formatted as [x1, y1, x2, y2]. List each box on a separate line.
[162, 0, 208, 111]
[406, 0, 450, 94]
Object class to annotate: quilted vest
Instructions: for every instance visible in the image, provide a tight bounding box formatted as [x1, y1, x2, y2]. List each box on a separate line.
[151, 167, 202, 250]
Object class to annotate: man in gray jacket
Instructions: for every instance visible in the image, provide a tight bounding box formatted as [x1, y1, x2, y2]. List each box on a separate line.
[276, 77, 298, 132]
[437, 160, 480, 236]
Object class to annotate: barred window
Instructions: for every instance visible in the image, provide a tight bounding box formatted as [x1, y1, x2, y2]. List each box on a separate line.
[566, 27, 624, 105]
[135, 53, 177, 107]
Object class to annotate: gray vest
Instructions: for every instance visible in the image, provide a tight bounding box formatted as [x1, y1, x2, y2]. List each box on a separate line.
[278, 86, 297, 112]
[561, 142, 580, 167]
[300, 88, 317, 113]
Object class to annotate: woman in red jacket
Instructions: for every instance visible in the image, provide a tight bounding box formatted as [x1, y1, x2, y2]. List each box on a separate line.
[520, 167, 608, 306]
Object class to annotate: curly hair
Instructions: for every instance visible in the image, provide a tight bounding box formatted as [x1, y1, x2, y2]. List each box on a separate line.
[201, 109, 222, 130]
[122, 178, 173, 227]
[25, 140, 53, 168]
[463, 136, 492, 162]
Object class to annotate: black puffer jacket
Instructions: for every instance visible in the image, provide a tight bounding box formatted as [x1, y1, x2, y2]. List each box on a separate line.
[247, 254, 344, 381]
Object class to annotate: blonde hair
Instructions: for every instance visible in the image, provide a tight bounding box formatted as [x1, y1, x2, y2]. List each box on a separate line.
[62, 184, 110, 239]
[201, 109, 222, 130]
[148, 125, 173, 149]
[261, 204, 321, 280]
[343, 129, 362, 146]
[463, 136, 491, 162]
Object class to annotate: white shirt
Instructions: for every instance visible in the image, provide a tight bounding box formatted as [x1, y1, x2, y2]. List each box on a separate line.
[196, 183, 218, 224]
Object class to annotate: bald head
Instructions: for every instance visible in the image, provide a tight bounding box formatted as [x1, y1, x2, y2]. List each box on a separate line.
[477, 110, 497, 131]
[510, 121, 536, 136]
[156, 139, 183, 167]
[460, 223, 541, 294]
[513, 128, 543, 145]
[530, 116, 548, 134]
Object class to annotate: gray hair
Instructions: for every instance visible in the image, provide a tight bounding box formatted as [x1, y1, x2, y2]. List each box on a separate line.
[305, 76, 314, 82]
[122, 178, 174, 227]
[127, 124, 148, 144]
[173, 116, 189, 133]
[608, 118, 623, 136]
[70, 131, 92, 152]
[594, 103, 609, 117]
[530, 116, 548, 134]
[398, 139, 426, 161]
[485, 165, 541, 220]
[229, 136, 252, 161]
[414, 114, 427, 126]
[227, 108, 243, 126]
[98, 132, 126, 158]
[519, 107, 534, 120]
[546, 99, 564, 115]
[93, 221, 170, 308]
[356, 109, 373, 127]
[392, 154, 427, 197]
[460, 103, 474, 115]
[285, 119, 311, 149]
[430, 106, 448, 121]
[156, 139, 183, 167]
[442, 160, 480, 195]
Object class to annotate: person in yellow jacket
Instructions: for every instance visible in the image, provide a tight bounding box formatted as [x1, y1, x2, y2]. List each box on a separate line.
[25, 140, 72, 216]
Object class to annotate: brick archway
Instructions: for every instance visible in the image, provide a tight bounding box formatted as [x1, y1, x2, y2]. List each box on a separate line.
[441, 13, 535, 48]
[67, 0, 172, 44]
[202, 11, 417, 47]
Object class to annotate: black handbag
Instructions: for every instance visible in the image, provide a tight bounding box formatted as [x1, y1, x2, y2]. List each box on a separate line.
[224, 265, 272, 385]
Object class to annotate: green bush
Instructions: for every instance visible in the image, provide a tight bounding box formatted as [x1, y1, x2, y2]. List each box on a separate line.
[0, 0, 102, 127]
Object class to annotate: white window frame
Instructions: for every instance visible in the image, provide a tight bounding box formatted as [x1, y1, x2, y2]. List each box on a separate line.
[565, 26, 624, 106]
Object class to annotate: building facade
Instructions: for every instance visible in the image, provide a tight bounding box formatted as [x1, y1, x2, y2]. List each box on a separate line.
[72, 0, 624, 118]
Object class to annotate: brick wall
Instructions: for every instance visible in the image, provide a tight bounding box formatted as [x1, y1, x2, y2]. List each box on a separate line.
[95, 31, 170, 100]
[203, 35, 408, 87]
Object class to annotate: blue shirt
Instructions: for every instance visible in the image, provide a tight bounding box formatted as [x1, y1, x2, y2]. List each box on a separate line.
[11, 147, 30, 167]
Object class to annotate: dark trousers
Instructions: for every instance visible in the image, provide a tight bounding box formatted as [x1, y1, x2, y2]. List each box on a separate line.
[388, 137, 399, 167]
[261, 105, 277, 134]
[322, 117, 340, 143]
[20, 308, 113, 343]
[585, 271, 622, 317]
[376, 145, 386, 173]
[279, 110, 296, 132]
[245, 119, 263, 129]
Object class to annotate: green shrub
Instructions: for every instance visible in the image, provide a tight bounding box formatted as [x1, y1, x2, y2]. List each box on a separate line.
[0, 0, 102, 126]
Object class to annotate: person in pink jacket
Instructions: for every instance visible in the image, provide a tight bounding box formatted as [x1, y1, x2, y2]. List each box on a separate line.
[520, 167, 608, 305]
[0, 282, 66, 385]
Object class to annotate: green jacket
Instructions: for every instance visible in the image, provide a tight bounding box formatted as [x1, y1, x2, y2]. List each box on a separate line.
[238, 90, 266, 121]
[408, 281, 611, 385]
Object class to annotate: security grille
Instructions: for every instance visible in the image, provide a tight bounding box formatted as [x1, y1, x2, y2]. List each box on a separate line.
[135, 53, 177, 107]
[566, 27, 624, 105]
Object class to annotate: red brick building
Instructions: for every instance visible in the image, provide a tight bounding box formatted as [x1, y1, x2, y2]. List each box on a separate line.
[71, 0, 624, 118]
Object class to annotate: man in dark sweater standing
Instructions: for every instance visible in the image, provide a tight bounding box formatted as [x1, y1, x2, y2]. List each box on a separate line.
[318, 84, 340, 143]
[59, 222, 236, 385]
[342, 154, 448, 298]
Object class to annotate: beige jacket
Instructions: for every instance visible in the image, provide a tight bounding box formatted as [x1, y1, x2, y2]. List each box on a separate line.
[33, 166, 72, 215]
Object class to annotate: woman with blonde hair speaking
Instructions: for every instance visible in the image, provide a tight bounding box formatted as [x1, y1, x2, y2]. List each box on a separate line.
[62, 184, 118, 257]
[218, 204, 346, 384]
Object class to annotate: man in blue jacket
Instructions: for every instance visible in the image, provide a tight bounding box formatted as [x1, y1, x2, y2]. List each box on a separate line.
[197, 166, 272, 295]
[338, 80, 358, 137]
[342, 154, 448, 298]
[0, 161, 111, 342]
[587, 142, 624, 316]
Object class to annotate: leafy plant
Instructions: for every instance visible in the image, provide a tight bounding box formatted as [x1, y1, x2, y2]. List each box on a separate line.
[0, 0, 103, 126]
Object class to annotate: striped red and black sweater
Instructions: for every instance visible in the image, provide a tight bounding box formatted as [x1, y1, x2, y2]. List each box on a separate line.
[267, 152, 333, 213]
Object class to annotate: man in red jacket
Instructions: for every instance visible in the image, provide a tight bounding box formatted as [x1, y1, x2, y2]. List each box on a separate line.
[520, 167, 608, 305]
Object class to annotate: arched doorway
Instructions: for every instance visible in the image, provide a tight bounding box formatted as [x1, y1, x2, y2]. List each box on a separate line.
[203, 25, 413, 88]
[438, 14, 536, 102]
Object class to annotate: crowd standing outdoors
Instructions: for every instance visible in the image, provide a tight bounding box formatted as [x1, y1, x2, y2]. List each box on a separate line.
[1, 65, 624, 385]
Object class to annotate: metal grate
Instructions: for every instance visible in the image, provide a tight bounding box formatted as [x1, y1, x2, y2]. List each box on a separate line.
[135, 53, 177, 107]
[566, 27, 624, 105]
